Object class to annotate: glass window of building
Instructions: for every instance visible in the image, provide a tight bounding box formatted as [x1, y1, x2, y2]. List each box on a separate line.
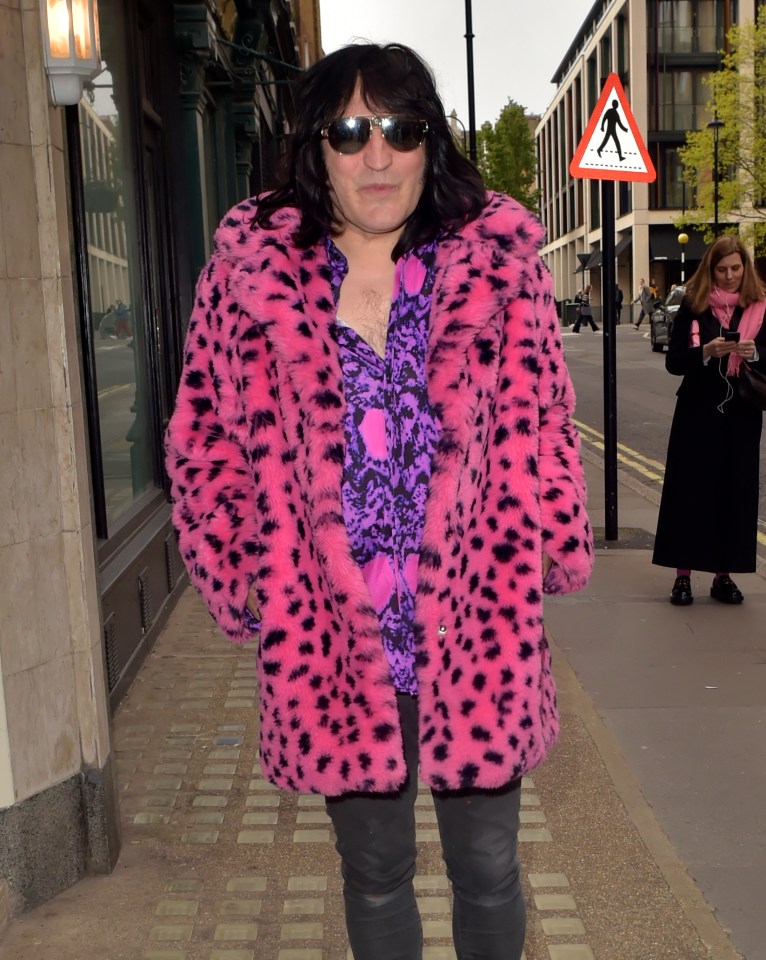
[79, 0, 155, 530]
[617, 14, 629, 78]
[600, 33, 612, 77]
[654, 1, 725, 54]
[654, 69, 710, 131]
[651, 146, 689, 209]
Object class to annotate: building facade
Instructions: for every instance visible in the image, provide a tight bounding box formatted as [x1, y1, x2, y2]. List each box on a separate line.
[0, 0, 321, 921]
[537, 0, 764, 313]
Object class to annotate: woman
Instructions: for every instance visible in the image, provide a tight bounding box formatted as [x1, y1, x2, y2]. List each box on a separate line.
[653, 235, 766, 605]
[166, 43, 592, 960]
[572, 283, 599, 332]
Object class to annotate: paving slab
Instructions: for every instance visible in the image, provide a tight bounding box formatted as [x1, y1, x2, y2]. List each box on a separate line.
[0, 456, 748, 960]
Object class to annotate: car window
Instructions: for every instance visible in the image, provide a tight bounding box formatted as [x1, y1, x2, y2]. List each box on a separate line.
[666, 286, 685, 307]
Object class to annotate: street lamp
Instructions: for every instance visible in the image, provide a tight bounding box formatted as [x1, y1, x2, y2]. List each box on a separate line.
[464, 0, 477, 163]
[678, 232, 689, 284]
[706, 116, 725, 235]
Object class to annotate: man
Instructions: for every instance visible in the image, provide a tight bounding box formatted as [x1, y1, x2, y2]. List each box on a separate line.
[633, 277, 654, 328]
[166, 42, 593, 960]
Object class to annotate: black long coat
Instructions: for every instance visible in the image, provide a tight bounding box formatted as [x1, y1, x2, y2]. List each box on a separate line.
[653, 302, 766, 573]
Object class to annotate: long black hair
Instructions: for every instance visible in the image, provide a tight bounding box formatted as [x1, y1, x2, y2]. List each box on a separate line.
[254, 43, 487, 260]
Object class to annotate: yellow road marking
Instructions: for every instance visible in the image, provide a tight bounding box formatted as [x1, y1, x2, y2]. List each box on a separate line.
[97, 384, 133, 401]
[573, 418, 665, 481]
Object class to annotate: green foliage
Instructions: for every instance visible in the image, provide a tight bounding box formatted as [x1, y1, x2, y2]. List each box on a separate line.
[476, 100, 540, 212]
[678, 13, 766, 250]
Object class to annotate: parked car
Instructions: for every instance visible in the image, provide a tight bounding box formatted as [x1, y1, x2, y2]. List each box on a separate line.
[650, 285, 685, 352]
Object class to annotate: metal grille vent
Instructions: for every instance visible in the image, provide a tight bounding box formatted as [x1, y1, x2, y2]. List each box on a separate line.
[138, 567, 154, 634]
[165, 533, 178, 592]
[103, 612, 120, 691]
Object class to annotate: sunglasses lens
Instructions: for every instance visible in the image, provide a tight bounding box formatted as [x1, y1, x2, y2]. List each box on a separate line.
[326, 117, 370, 155]
[323, 117, 428, 154]
[381, 119, 428, 152]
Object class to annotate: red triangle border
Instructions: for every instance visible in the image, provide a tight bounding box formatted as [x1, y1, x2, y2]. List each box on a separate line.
[569, 73, 656, 183]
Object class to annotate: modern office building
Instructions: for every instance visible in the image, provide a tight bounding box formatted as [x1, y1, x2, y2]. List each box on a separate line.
[537, 0, 764, 311]
[0, 0, 321, 920]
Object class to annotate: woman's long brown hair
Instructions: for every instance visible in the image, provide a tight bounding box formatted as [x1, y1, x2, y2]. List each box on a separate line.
[685, 235, 766, 314]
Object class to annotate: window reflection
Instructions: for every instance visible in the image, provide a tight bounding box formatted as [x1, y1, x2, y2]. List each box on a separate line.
[79, 3, 153, 528]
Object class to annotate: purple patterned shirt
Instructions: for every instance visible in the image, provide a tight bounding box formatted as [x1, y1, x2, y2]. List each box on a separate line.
[328, 238, 440, 694]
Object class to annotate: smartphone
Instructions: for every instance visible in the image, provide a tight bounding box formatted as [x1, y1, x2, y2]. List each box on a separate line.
[723, 330, 741, 342]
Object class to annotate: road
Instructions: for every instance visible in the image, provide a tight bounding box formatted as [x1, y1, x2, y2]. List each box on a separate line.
[550, 319, 766, 960]
[562, 321, 766, 557]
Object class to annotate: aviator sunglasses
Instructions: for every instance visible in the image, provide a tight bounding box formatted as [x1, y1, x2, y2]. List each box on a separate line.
[320, 114, 429, 155]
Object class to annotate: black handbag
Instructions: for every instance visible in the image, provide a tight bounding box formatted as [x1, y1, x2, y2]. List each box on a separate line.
[737, 362, 766, 410]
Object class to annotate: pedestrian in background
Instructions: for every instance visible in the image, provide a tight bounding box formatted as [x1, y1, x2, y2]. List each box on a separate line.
[165, 42, 593, 960]
[615, 285, 624, 325]
[653, 235, 766, 605]
[632, 277, 654, 328]
[572, 283, 599, 332]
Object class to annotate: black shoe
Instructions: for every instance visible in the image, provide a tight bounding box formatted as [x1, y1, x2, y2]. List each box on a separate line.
[710, 575, 744, 604]
[593, 326, 600, 331]
[670, 576, 693, 605]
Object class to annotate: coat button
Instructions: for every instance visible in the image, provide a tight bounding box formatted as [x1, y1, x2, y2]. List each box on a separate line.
[438, 625, 447, 635]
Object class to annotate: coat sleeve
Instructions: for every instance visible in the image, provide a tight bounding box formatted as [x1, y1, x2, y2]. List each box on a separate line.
[666, 301, 705, 376]
[752, 311, 766, 369]
[165, 256, 263, 643]
[534, 263, 593, 595]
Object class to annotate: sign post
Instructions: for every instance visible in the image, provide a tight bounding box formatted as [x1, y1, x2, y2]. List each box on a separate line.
[569, 73, 656, 541]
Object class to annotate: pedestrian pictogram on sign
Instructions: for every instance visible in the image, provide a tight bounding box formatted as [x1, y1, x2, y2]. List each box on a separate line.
[570, 73, 656, 182]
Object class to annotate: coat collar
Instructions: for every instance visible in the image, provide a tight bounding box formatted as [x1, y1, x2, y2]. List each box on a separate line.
[217, 193, 546, 445]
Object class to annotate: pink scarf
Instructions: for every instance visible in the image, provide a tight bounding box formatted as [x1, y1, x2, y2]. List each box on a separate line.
[705, 288, 765, 376]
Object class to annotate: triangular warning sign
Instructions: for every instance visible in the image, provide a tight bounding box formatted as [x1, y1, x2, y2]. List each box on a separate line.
[570, 73, 656, 182]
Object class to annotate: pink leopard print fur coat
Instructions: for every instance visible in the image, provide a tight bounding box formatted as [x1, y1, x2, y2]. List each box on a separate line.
[166, 191, 593, 796]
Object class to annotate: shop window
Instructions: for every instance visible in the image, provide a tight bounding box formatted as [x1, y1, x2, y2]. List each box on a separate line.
[79, 0, 154, 528]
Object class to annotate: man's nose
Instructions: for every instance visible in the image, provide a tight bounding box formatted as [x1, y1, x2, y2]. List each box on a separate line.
[363, 128, 393, 168]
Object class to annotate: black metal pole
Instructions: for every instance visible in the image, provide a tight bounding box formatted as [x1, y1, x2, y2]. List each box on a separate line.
[464, 0, 477, 163]
[713, 130, 719, 235]
[707, 116, 724, 236]
[601, 180, 618, 541]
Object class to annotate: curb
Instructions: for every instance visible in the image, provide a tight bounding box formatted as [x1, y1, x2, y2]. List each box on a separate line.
[548, 632, 745, 960]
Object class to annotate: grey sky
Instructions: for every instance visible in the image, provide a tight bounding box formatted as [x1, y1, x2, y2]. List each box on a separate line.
[319, 0, 596, 125]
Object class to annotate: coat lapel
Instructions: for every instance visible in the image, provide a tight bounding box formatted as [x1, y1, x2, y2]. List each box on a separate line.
[426, 229, 516, 462]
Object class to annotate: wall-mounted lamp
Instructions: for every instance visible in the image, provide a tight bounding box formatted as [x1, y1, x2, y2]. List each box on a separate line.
[40, 0, 101, 106]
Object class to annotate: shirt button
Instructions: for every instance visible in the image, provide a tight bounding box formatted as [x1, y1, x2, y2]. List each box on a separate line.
[438, 625, 447, 635]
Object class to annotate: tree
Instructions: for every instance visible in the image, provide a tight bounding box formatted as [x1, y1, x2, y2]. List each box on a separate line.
[678, 13, 766, 249]
[476, 100, 540, 212]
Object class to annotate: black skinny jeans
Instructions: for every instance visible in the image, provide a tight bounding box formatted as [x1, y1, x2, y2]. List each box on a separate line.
[572, 309, 598, 332]
[325, 693, 526, 960]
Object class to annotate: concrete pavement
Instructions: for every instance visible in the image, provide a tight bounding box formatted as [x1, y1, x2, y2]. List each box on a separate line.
[0, 454, 759, 960]
[546, 452, 766, 960]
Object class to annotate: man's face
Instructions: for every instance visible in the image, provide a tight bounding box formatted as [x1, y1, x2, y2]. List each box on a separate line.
[322, 82, 427, 245]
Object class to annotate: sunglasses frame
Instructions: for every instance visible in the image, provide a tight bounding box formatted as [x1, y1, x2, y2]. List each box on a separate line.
[320, 114, 429, 155]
